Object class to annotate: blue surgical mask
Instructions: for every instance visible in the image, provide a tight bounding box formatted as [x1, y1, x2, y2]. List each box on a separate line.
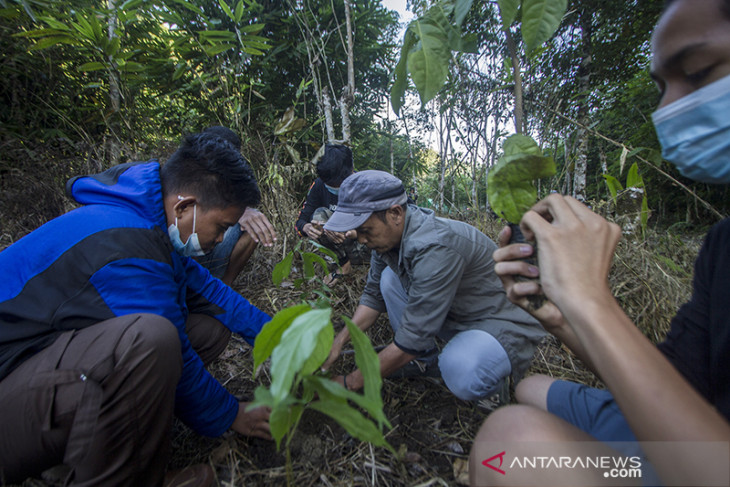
[652, 74, 730, 184]
[325, 184, 340, 195]
[168, 199, 205, 257]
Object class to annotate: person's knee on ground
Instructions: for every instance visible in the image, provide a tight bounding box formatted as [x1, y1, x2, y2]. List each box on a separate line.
[469, 405, 597, 486]
[186, 314, 232, 365]
[438, 330, 511, 401]
[221, 231, 257, 285]
[514, 373, 555, 410]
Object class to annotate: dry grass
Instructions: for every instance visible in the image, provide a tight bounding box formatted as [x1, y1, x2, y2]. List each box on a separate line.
[163, 207, 700, 487]
[11, 201, 701, 487]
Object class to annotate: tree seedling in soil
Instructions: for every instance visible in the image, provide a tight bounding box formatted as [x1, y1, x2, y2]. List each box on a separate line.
[252, 245, 394, 486]
[487, 133, 556, 310]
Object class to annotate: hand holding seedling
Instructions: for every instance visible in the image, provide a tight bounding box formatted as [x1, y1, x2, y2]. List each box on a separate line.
[519, 194, 622, 327]
[493, 225, 566, 333]
[323, 228, 346, 244]
[303, 220, 324, 239]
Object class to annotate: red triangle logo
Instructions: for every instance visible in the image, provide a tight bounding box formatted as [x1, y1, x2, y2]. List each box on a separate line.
[482, 451, 506, 475]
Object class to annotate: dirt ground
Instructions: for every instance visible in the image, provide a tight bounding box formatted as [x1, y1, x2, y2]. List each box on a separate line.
[13, 217, 698, 487]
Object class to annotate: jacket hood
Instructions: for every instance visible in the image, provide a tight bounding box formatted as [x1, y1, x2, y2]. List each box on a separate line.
[65, 161, 167, 228]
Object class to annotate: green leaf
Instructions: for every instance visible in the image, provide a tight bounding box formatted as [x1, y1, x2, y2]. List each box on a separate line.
[269, 309, 332, 404]
[304, 376, 391, 429]
[309, 400, 393, 452]
[344, 318, 389, 426]
[497, 0, 520, 29]
[253, 303, 311, 371]
[272, 250, 294, 286]
[306, 240, 340, 263]
[77, 61, 106, 72]
[453, 0, 474, 27]
[602, 174, 623, 204]
[301, 252, 329, 279]
[299, 323, 334, 376]
[626, 162, 644, 189]
[205, 43, 235, 55]
[234, 0, 244, 23]
[521, 0, 567, 55]
[503, 133, 541, 157]
[219, 0, 235, 21]
[269, 400, 303, 450]
[29, 36, 79, 50]
[240, 23, 265, 33]
[407, 8, 451, 107]
[390, 27, 417, 116]
[487, 135, 556, 223]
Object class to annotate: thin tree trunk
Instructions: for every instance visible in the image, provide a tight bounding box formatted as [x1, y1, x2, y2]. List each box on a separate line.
[572, 11, 593, 202]
[322, 87, 336, 142]
[107, 0, 120, 164]
[505, 30, 523, 134]
[339, 0, 355, 143]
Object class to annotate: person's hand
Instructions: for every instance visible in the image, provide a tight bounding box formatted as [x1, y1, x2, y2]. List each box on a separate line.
[239, 208, 277, 247]
[321, 333, 346, 372]
[303, 221, 324, 240]
[493, 225, 567, 333]
[519, 194, 621, 319]
[232, 402, 272, 440]
[323, 229, 345, 244]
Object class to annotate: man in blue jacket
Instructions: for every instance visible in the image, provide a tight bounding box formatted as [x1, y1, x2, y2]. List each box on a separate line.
[0, 133, 271, 485]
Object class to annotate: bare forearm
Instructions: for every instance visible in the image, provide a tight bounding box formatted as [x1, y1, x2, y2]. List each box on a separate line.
[344, 342, 415, 391]
[565, 296, 730, 482]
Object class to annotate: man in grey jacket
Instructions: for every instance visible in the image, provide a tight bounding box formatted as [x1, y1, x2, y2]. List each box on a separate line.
[321, 170, 544, 402]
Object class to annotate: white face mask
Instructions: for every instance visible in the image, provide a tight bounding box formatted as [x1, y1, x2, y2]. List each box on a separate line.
[167, 197, 205, 257]
[652, 73, 730, 184]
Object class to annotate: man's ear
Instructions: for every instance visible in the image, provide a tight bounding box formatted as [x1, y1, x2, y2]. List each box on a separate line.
[173, 195, 197, 218]
[388, 204, 405, 224]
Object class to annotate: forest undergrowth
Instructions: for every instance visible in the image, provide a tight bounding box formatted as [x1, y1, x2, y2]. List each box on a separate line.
[5, 182, 703, 486]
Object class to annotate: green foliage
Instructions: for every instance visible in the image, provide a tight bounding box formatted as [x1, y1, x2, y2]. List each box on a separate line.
[487, 134, 556, 223]
[519, 0, 568, 55]
[272, 239, 338, 307]
[391, 0, 476, 115]
[602, 162, 650, 236]
[250, 305, 392, 453]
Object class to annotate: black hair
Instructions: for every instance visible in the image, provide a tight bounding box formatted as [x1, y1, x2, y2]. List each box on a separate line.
[160, 133, 260, 210]
[663, 0, 730, 17]
[316, 144, 354, 187]
[203, 126, 241, 151]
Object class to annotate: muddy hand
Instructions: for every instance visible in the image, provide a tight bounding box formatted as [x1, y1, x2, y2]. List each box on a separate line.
[494, 224, 566, 332]
[234, 403, 272, 440]
[520, 194, 621, 317]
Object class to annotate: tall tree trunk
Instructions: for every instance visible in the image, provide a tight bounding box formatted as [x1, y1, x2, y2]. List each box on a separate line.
[322, 87, 336, 142]
[107, 0, 121, 164]
[438, 110, 446, 212]
[505, 29, 523, 134]
[339, 0, 355, 143]
[572, 10, 593, 203]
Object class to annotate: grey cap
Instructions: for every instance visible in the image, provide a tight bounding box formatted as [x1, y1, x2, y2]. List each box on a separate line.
[324, 170, 408, 232]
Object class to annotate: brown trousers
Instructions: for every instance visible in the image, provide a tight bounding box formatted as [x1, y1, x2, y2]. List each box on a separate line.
[0, 313, 230, 486]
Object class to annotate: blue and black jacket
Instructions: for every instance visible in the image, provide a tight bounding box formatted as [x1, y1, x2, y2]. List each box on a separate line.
[0, 161, 270, 437]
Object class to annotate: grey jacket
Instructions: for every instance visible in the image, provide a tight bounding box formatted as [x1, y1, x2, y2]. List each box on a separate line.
[360, 205, 545, 381]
